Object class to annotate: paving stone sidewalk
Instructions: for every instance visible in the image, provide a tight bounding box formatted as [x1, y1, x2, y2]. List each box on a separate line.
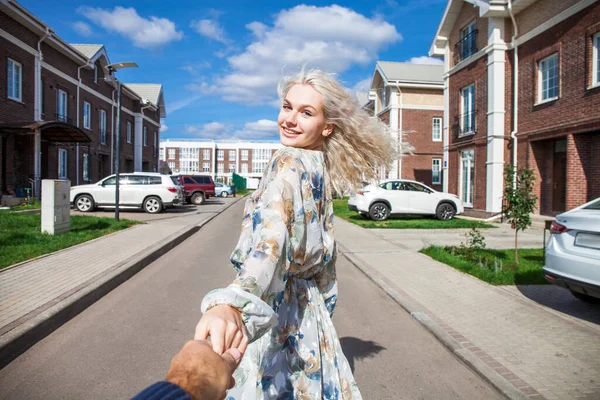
[335, 219, 600, 400]
[0, 206, 229, 368]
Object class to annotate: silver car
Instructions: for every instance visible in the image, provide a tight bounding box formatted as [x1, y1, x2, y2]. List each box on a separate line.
[543, 197, 600, 303]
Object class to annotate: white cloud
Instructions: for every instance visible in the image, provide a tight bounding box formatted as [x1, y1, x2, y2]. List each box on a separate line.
[183, 120, 279, 140]
[181, 61, 212, 75]
[190, 19, 229, 44]
[73, 21, 93, 37]
[407, 56, 444, 65]
[168, 95, 203, 114]
[184, 122, 233, 139]
[78, 6, 183, 49]
[160, 123, 168, 133]
[191, 5, 401, 105]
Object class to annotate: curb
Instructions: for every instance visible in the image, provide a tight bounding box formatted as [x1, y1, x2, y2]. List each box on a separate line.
[0, 197, 244, 370]
[337, 242, 529, 400]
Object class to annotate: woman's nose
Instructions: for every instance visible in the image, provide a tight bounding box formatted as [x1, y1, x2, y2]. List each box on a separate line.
[285, 111, 297, 125]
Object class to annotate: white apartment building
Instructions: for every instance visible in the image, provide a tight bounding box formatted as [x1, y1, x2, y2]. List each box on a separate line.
[160, 139, 283, 184]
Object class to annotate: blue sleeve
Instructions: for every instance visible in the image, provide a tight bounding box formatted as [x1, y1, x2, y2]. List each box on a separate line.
[131, 381, 190, 400]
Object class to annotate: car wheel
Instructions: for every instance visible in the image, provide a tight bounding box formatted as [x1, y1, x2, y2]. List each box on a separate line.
[369, 202, 390, 221]
[221, 191, 228, 198]
[191, 192, 205, 205]
[436, 203, 456, 220]
[143, 196, 163, 214]
[75, 194, 95, 212]
[570, 290, 600, 304]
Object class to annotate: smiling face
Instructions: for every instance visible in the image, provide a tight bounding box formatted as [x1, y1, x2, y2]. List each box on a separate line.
[278, 84, 333, 151]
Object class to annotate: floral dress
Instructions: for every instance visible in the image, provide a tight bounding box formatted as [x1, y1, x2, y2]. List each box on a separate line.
[201, 147, 362, 400]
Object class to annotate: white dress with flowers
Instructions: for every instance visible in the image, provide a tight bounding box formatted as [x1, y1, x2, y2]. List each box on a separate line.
[201, 147, 362, 400]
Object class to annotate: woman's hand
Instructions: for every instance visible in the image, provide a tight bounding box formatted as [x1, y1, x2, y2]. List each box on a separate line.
[195, 304, 249, 356]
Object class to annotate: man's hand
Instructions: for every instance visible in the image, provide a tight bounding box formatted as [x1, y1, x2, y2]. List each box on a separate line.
[165, 340, 241, 400]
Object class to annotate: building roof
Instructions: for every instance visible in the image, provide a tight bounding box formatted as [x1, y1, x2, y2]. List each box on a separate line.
[70, 44, 104, 59]
[125, 84, 166, 118]
[376, 61, 444, 85]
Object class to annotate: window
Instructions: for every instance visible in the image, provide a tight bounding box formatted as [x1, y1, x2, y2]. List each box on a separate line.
[154, 132, 157, 149]
[203, 149, 211, 159]
[538, 53, 559, 102]
[83, 153, 89, 181]
[432, 158, 441, 185]
[432, 118, 442, 142]
[83, 102, 91, 129]
[203, 162, 210, 172]
[126, 121, 132, 143]
[460, 84, 475, 136]
[241, 163, 248, 174]
[58, 90, 68, 121]
[217, 150, 224, 160]
[229, 163, 236, 173]
[94, 64, 98, 84]
[241, 150, 248, 161]
[99, 109, 107, 144]
[460, 149, 474, 207]
[217, 163, 224, 173]
[7, 58, 22, 101]
[457, 21, 477, 62]
[58, 149, 67, 179]
[229, 150, 236, 161]
[143, 127, 148, 146]
[594, 33, 600, 87]
[168, 149, 176, 159]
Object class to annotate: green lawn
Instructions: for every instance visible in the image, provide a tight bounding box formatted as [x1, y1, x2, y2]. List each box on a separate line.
[0, 211, 140, 269]
[10, 199, 41, 211]
[420, 246, 546, 285]
[333, 199, 495, 229]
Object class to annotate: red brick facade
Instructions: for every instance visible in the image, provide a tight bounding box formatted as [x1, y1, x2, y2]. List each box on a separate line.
[443, 0, 599, 216]
[0, 4, 163, 197]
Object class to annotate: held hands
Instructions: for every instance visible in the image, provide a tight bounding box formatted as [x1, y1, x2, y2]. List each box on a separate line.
[195, 304, 249, 356]
[165, 340, 241, 400]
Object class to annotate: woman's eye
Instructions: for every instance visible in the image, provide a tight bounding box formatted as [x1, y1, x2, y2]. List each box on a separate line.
[282, 104, 291, 110]
[302, 111, 312, 116]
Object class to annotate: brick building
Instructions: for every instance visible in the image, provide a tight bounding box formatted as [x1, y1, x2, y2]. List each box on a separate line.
[0, 0, 165, 198]
[430, 0, 600, 217]
[367, 62, 445, 189]
[159, 139, 283, 184]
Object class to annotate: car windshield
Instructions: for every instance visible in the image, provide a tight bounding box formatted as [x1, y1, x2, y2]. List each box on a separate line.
[170, 176, 180, 185]
[583, 198, 600, 210]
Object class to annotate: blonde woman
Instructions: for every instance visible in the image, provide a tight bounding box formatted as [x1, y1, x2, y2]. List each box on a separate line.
[195, 69, 396, 399]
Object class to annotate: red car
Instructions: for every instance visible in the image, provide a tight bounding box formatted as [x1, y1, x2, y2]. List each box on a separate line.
[176, 175, 216, 205]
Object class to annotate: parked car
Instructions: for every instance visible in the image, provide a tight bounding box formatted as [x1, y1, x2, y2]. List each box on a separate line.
[543, 197, 600, 303]
[70, 172, 183, 214]
[347, 179, 464, 221]
[215, 182, 235, 198]
[175, 175, 216, 205]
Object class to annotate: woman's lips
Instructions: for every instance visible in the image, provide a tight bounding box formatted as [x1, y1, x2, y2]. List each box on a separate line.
[281, 127, 300, 138]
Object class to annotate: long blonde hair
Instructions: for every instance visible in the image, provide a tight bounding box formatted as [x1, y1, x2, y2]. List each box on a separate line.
[278, 68, 398, 195]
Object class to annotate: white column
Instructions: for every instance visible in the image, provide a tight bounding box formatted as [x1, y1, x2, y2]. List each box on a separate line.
[443, 45, 450, 193]
[389, 87, 401, 179]
[34, 129, 41, 198]
[134, 114, 143, 172]
[486, 17, 507, 213]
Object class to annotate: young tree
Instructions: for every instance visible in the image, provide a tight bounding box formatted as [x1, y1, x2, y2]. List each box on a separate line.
[502, 165, 538, 264]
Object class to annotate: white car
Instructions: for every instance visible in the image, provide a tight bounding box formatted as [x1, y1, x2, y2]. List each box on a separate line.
[543, 197, 600, 303]
[347, 179, 464, 221]
[70, 172, 183, 214]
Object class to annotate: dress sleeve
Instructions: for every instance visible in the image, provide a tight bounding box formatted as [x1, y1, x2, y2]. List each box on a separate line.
[201, 153, 302, 343]
[315, 243, 338, 316]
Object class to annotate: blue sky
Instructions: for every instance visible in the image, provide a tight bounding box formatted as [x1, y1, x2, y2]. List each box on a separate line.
[21, 0, 447, 141]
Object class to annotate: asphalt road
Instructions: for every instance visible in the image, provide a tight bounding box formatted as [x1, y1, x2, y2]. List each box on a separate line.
[0, 199, 503, 399]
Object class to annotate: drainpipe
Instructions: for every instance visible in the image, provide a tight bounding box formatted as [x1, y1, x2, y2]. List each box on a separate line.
[76, 62, 89, 185]
[508, 0, 519, 188]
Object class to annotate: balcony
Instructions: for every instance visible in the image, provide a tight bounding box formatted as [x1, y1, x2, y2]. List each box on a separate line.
[54, 113, 72, 124]
[457, 111, 476, 138]
[454, 30, 478, 65]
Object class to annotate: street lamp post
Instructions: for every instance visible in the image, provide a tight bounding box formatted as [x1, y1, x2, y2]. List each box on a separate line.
[105, 62, 138, 221]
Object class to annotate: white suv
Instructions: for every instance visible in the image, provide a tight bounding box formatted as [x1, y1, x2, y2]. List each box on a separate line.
[348, 179, 464, 221]
[70, 172, 183, 214]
